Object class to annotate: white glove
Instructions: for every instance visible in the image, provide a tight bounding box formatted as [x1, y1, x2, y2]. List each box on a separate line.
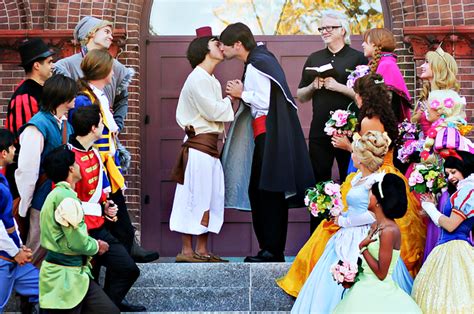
[337, 211, 375, 228]
[422, 201, 442, 227]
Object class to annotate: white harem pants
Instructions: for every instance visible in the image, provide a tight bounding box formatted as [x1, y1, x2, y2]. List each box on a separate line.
[170, 148, 225, 235]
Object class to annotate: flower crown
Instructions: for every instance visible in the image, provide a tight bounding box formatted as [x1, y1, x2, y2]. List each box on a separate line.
[427, 89, 466, 112]
[430, 97, 455, 110]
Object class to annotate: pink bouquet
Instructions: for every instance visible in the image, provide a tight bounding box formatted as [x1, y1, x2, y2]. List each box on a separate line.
[330, 258, 364, 289]
[304, 180, 343, 220]
[324, 109, 358, 137]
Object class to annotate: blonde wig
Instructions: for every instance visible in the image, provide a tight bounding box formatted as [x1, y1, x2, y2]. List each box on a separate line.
[352, 130, 391, 172]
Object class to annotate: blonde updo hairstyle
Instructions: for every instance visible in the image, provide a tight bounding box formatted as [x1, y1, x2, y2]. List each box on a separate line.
[352, 130, 391, 172]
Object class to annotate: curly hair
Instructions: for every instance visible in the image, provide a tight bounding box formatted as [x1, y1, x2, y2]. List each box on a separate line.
[364, 28, 396, 74]
[353, 73, 399, 145]
[352, 130, 391, 172]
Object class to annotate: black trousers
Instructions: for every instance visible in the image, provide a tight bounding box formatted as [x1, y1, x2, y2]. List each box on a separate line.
[107, 190, 135, 253]
[43, 280, 119, 314]
[308, 137, 351, 233]
[249, 133, 288, 256]
[89, 228, 140, 307]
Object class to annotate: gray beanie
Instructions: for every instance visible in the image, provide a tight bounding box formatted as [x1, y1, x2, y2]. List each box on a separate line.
[74, 16, 113, 45]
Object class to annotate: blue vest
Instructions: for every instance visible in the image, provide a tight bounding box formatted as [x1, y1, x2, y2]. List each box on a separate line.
[21, 111, 73, 210]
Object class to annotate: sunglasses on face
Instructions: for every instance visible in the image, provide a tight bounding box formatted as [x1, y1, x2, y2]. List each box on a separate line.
[318, 26, 342, 33]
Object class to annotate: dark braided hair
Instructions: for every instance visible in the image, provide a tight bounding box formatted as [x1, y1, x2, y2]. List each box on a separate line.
[354, 73, 398, 146]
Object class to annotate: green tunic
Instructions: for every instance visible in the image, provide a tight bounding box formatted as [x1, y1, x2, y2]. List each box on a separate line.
[39, 182, 99, 309]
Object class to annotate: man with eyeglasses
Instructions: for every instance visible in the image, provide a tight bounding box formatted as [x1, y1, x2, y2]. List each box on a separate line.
[296, 11, 367, 233]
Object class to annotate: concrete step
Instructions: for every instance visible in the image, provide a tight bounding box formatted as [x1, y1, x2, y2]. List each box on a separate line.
[6, 262, 295, 312]
[127, 262, 295, 312]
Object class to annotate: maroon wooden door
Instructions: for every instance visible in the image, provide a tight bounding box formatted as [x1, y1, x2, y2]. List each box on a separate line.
[142, 35, 364, 257]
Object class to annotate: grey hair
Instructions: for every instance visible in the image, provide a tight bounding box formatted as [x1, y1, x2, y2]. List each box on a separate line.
[321, 10, 351, 45]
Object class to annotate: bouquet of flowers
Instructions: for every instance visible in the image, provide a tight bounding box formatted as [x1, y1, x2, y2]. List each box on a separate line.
[346, 65, 370, 88]
[396, 119, 423, 164]
[324, 109, 358, 137]
[330, 258, 364, 289]
[397, 140, 423, 164]
[304, 180, 343, 220]
[408, 163, 447, 194]
[398, 119, 420, 141]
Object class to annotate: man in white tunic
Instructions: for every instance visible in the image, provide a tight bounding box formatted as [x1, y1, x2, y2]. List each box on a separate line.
[170, 26, 234, 263]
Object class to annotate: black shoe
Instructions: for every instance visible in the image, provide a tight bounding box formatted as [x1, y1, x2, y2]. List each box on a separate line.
[119, 300, 146, 312]
[244, 250, 285, 262]
[131, 241, 159, 263]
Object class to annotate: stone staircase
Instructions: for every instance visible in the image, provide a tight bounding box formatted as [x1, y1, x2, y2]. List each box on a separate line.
[6, 262, 296, 313]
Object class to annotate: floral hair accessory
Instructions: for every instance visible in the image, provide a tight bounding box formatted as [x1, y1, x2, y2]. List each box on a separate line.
[430, 99, 441, 109]
[346, 65, 370, 88]
[444, 97, 455, 109]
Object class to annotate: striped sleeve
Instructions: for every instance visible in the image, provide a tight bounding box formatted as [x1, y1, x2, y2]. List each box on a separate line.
[5, 94, 39, 141]
[451, 187, 474, 220]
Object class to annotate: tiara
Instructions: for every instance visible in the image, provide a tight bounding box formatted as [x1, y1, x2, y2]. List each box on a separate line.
[435, 44, 449, 65]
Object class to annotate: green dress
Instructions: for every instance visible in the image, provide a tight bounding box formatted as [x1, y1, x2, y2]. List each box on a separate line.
[39, 182, 99, 309]
[334, 239, 421, 313]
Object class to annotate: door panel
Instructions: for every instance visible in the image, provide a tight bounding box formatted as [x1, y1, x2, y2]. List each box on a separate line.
[143, 35, 364, 256]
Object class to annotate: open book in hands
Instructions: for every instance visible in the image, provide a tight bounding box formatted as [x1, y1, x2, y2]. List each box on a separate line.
[305, 63, 338, 79]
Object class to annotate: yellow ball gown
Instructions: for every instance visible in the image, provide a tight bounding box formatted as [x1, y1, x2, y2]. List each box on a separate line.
[276, 150, 426, 297]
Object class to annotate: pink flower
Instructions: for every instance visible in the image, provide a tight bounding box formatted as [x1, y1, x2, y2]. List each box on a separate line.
[427, 128, 437, 139]
[324, 182, 341, 196]
[332, 110, 350, 127]
[330, 201, 343, 217]
[409, 171, 423, 186]
[430, 99, 441, 109]
[426, 180, 434, 188]
[324, 125, 336, 136]
[444, 97, 454, 108]
[421, 151, 430, 160]
[345, 271, 356, 282]
[310, 202, 317, 211]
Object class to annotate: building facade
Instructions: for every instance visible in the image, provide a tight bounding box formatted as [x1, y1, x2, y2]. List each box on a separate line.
[0, 0, 472, 256]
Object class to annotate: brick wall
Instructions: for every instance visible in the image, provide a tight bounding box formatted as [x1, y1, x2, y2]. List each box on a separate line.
[0, 0, 145, 232]
[0, 0, 472, 236]
[389, 0, 474, 122]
